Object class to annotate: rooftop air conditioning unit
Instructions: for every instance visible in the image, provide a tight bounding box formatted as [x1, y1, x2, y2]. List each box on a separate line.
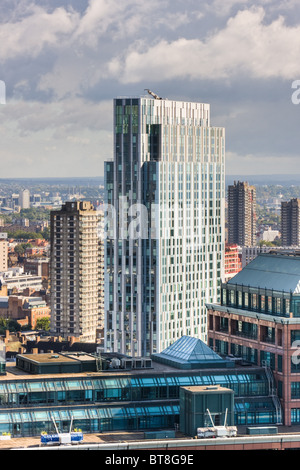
[142, 358, 152, 368]
[121, 358, 133, 369]
[133, 358, 143, 369]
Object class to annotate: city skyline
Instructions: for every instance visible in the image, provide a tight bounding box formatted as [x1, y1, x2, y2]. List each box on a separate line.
[0, 1, 300, 178]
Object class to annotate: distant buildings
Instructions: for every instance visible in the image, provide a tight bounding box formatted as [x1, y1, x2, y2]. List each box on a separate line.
[105, 94, 225, 357]
[50, 201, 103, 343]
[240, 245, 299, 268]
[19, 189, 30, 209]
[227, 181, 256, 247]
[5, 295, 50, 329]
[23, 258, 49, 279]
[0, 267, 43, 293]
[256, 227, 280, 244]
[281, 198, 300, 246]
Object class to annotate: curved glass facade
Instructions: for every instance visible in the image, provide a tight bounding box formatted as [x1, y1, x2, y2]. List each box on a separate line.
[0, 371, 269, 407]
[0, 399, 279, 437]
[0, 368, 277, 437]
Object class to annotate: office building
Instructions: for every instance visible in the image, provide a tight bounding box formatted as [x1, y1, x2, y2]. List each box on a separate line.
[281, 198, 300, 246]
[227, 181, 256, 247]
[207, 251, 300, 426]
[50, 201, 102, 342]
[105, 93, 225, 357]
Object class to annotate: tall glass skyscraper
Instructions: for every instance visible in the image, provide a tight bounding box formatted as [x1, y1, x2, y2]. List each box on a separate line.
[104, 94, 225, 357]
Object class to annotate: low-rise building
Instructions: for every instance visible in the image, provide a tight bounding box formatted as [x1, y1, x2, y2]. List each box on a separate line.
[8, 295, 50, 329]
[0, 267, 43, 293]
[0, 336, 281, 438]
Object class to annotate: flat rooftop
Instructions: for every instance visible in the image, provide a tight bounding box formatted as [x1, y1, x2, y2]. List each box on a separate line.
[0, 359, 265, 383]
[17, 353, 79, 364]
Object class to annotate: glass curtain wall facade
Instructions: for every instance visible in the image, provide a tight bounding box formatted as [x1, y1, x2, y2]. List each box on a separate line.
[105, 96, 225, 356]
[0, 369, 276, 437]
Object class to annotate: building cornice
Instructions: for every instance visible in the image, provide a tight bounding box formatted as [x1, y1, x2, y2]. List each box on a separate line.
[206, 303, 300, 325]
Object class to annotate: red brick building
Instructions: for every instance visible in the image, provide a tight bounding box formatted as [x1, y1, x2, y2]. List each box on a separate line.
[8, 295, 50, 329]
[207, 252, 300, 427]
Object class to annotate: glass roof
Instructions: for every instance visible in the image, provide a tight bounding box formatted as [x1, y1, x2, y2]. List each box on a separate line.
[228, 253, 300, 294]
[158, 335, 223, 364]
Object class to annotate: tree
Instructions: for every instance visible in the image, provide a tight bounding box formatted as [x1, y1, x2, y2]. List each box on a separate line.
[35, 317, 50, 331]
[14, 243, 33, 256]
[41, 227, 50, 240]
[0, 318, 21, 335]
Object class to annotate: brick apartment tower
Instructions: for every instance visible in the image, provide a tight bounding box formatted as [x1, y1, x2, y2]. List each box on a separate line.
[0, 234, 8, 272]
[50, 201, 103, 342]
[281, 198, 300, 246]
[227, 181, 256, 247]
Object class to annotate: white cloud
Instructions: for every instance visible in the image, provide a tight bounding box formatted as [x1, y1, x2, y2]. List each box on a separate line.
[1, 0, 300, 177]
[110, 7, 300, 83]
[0, 4, 79, 62]
[73, 0, 176, 47]
[0, 97, 113, 177]
[206, 0, 273, 17]
[0, 0, 193, 99]
[1, 97, 112, 134]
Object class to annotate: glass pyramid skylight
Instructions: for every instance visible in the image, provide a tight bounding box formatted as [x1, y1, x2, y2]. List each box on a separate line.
[159, 335, 223, 364]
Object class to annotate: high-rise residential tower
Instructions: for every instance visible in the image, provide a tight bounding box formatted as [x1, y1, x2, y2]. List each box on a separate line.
[50, 201, 103, 342]
[19, 189, 30, 209]
[104, 93, 225, 357]
[227, 181, 256, 247]
[0, 233, 8, 272]
[281, 198, 300, 246]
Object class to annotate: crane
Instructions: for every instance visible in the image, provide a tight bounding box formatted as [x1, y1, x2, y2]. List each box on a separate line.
[145, 89, 163, 100]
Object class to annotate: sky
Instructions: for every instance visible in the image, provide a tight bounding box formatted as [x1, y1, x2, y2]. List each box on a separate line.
[1, 0, 300, 178]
